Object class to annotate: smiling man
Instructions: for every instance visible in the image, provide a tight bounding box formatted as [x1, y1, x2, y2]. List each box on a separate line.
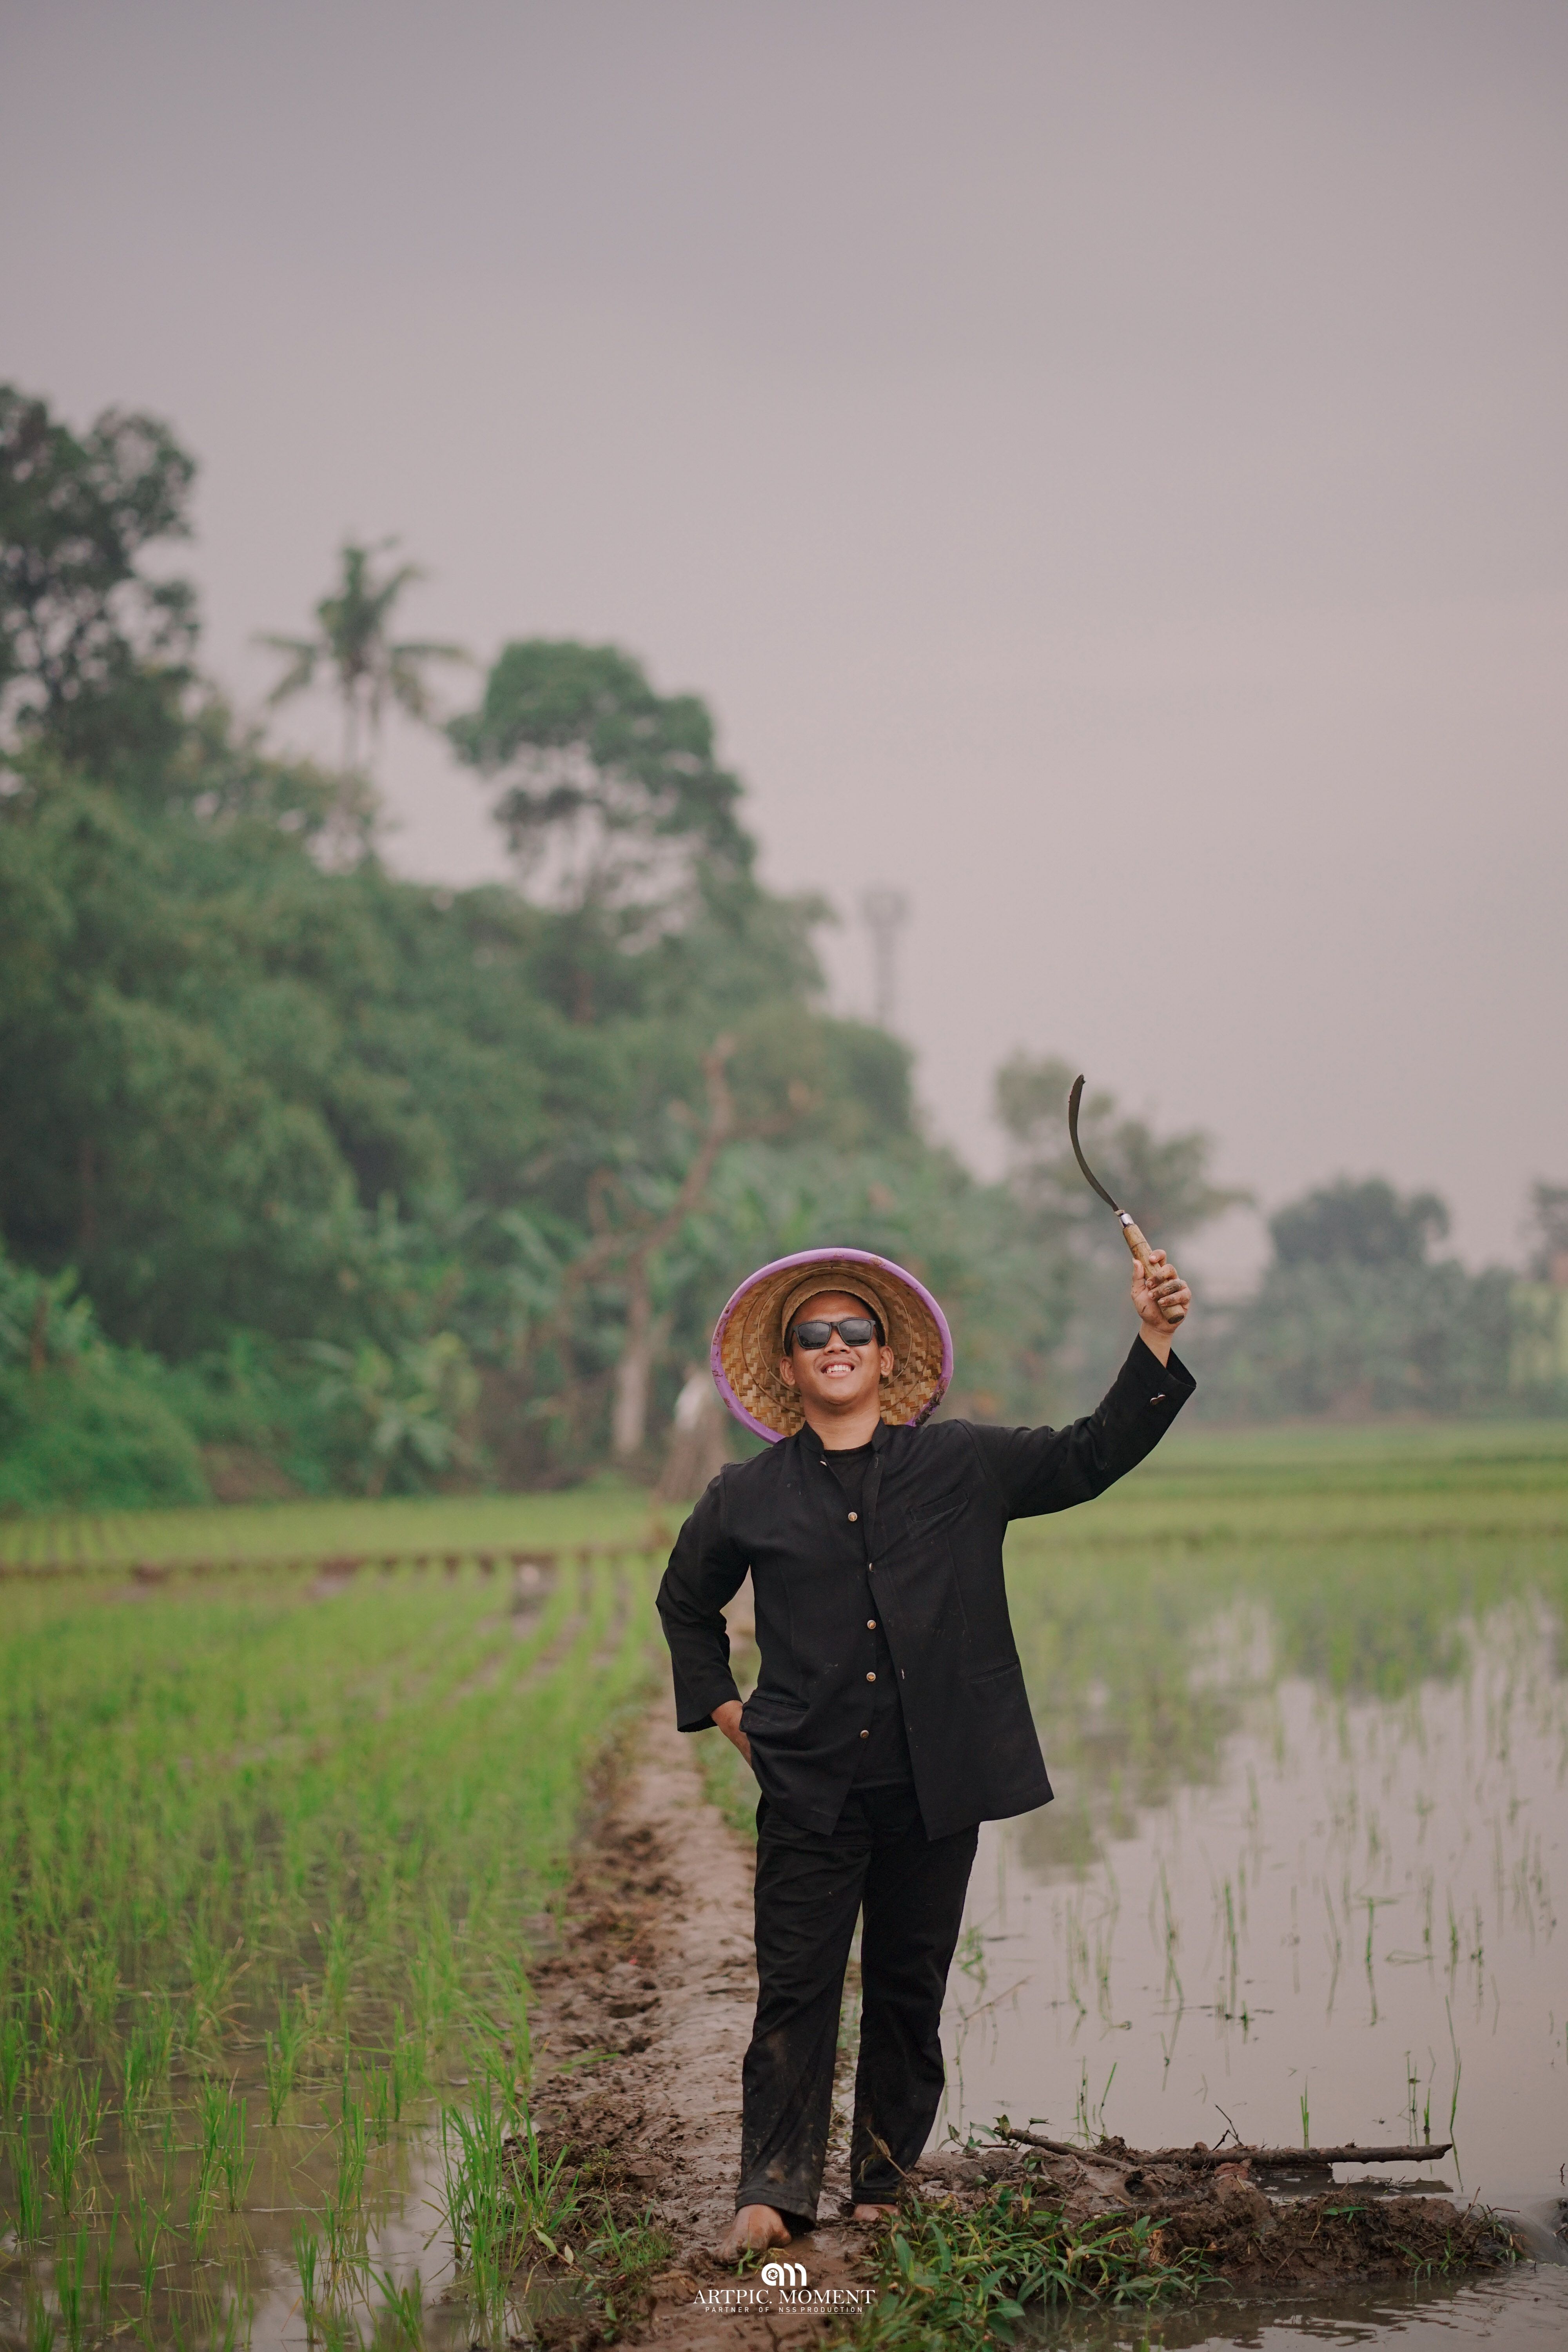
[656, 1244, 1192, 2261]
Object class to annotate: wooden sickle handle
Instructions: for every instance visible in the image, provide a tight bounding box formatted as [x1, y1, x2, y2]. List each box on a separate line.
[1120, 1215, 1187, 1325]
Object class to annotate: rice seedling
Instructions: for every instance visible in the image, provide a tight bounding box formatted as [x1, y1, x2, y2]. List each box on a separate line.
[95, 2198, 120, 2332]
[292, 2220, 321, 2332]
[217, 2097, 252, 2214]
[23, 2284, 52, 2352]
[55, 2225, 87, 2352]
[67, 1936, 121, 2046]
[506, 2107, 583, 2252]
[122, 2001, 174, 2129]
[366, 2060, 393, 2145]
[388, 2009, 425, 2122]
[1, 2014, 29, 2111]
[12, 2132, 46, 2245]
[369, 2266, 426, 2347]
[334, 2091, 369, 2214]
[181, 1922, 247, 2053]
[321, 1916, 356, 2022]
[130, 2192, 168, 2304]
[262, 1986, 307, 2125]
[76, 2072, 105, 2154]
[45, 2083, 90, 2218]
[439, 2085, 512, 2259]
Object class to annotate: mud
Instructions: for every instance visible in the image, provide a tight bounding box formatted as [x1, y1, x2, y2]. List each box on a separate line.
[520, 1704, 1521, 2348]
[525, 1704, 875, 2347]
[916, 2140, 1519, 2287]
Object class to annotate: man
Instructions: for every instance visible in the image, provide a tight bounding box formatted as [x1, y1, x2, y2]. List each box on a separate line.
[656, 1240, 1192, 2260]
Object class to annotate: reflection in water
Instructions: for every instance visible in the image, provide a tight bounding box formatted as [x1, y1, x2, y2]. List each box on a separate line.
[1028, 2267, 1568, 2349]
[942, 1553, 1568, 2346]
[0, 2060, 459, 2352]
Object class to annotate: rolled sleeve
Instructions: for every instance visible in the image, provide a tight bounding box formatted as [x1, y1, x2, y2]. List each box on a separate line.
[655, 1473, 750, 1731]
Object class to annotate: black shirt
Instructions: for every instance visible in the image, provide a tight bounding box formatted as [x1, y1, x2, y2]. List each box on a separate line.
[821, 1438, 914, 1789]
[658, 1334, 1196, 1838]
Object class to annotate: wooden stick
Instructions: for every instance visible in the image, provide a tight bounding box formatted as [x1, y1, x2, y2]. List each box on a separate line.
[998, 2127, 1452, 2169]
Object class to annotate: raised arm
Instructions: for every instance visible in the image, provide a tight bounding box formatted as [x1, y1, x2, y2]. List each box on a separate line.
[972, 1332, 1195, 1518]
[971, 1246, 1194, 1516]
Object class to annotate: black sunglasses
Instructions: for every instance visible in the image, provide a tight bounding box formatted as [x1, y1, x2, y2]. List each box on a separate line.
[788, 1315, 883, 1352]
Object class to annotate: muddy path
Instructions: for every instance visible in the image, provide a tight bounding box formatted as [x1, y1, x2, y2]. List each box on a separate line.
[524, 1700, 1523, 2349]
[527, 1702, 874, 2346]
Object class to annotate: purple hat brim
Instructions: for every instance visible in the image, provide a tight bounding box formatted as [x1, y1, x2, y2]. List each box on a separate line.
[710, 1246, 955, 1444]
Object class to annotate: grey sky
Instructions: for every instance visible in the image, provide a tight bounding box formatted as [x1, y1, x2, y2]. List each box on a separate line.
[5, 0, 1565, 1284]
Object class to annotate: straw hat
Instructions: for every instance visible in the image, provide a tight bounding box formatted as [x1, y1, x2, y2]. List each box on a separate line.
[711, 1247, 953, 1443]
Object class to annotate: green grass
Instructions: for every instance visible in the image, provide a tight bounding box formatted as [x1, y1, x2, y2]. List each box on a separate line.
[0, 1494, 664, 2346]
[0, 1478, 678, 1570]
[829, 2182, 1210, 2348]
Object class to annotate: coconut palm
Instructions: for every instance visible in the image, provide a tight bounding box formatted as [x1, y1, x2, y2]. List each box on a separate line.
[257, 539, 467, 772]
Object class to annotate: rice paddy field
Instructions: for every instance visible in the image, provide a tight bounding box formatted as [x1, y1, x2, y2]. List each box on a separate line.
[2, 1424, 1567, 2348]
[0, 1489, 670, 2350]
[941, 1421, 1568, 2347]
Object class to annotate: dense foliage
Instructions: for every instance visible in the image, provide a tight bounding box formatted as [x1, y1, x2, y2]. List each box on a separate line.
[0, 387, 1086, 1501]
[1, 385, 1557, 1504]
[1205, 1178, 1517, 1418]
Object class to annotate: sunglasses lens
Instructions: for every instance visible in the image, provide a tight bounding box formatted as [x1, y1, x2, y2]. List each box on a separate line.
[791, 1317, 878, 1350]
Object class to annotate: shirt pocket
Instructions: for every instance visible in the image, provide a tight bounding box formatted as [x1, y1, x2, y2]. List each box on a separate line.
[963, 1655, 1026, 1690]
[906, 1485, 967, 1537]
[740, 1687, 809, 1735]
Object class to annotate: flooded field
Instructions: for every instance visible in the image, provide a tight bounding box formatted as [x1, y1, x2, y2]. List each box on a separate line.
[942, 1423, 1568, 2346]
[4, 1431, 1566, 2348]
[0, 1497, 664, 2350]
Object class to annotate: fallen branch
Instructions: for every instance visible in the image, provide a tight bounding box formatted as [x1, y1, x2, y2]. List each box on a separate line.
[997, 2127, 1452, 2170]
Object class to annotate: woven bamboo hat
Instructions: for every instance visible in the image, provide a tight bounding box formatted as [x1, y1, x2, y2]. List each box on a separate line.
[711, 1247, 953, 1443]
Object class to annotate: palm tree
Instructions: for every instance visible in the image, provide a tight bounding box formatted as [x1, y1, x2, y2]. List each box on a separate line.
[257, 539, 468, 772]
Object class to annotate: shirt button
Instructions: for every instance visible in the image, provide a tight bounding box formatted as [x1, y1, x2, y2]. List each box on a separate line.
[866, 1671, 876, 1682]
[867, 1619, 877, 1629]
[848, 1511, 858, 1522]
[860, 1728, 870, 1739]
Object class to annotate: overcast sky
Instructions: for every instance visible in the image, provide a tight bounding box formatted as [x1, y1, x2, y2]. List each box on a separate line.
[5, 0, 1564, 1284]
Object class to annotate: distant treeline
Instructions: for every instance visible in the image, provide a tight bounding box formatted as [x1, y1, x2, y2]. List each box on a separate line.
[2, 385, 1563, 1507]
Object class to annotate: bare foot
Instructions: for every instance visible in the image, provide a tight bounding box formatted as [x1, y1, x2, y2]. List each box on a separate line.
[720, 2203, 792, 2261]
[851, 2201, 897, 2221]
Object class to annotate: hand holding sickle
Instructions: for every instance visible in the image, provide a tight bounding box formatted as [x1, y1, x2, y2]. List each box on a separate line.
[1068, 1074, 1191, 1331]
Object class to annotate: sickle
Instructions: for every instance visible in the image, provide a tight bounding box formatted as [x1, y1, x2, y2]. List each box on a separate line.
[1067, 1074, 1186, 1325]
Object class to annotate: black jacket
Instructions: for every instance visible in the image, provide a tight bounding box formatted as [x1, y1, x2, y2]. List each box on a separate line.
[656, 1334, 1195, 1839]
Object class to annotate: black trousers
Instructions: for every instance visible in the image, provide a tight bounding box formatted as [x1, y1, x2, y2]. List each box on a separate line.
[736, 1784, 979, 2225]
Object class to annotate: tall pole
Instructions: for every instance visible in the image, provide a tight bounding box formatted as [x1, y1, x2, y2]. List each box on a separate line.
[860, 887, 910, 1031]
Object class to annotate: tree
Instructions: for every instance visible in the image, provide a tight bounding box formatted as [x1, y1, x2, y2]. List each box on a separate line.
[1524, 1181, 1568, 1283]
[1269, 1178, 1448, 1269]
[0, 384, 197, 782]
[996, 1053, 1247, 1252]
[561, 1035, 803, 1461]
[258, 539, 467, 774]
[449, 640, 753, 943]
[1207, 1176, 1513, 1417]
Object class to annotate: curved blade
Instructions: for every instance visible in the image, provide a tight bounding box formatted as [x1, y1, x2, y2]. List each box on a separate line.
[1067, 1073, 1123, 1213]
